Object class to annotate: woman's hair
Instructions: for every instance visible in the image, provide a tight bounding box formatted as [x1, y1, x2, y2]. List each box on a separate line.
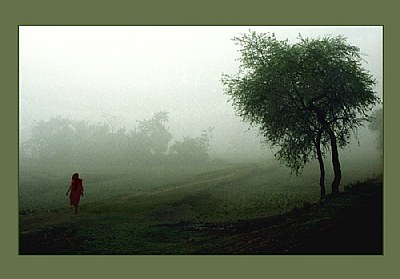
[72, 173, 79, 180]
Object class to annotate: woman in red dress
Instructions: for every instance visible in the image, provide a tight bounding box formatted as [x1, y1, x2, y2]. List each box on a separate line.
[66, 173, 84, 214]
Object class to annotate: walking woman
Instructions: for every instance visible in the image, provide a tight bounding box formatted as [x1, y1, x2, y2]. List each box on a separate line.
[66, 173, 84, 214]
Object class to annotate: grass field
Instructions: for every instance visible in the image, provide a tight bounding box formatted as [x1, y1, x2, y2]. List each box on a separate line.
[19, 154, 383, 254]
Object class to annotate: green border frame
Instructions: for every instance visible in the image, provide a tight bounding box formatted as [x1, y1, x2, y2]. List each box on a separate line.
[1, 0, 398, 278]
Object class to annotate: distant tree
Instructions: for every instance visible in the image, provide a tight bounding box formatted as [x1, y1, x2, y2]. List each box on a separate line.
[25, 116, 111, 163]
[136, 111, 173, 155]
[222, 32, 379, 197]
[128, 128, 152, 160]
[102, 113, 122, 134]
[369, 107, 383, 150]
[170, 127, 213, 164]
[26, 116, 77, 161]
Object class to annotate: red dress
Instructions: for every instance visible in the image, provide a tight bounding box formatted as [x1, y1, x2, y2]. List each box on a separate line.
[69, 178, 84, 206]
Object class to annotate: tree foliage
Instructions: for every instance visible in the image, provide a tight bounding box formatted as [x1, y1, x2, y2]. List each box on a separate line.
[169, 127, 214, 164]
[222, 31, 379, 196]
[136, 111, 172, 155]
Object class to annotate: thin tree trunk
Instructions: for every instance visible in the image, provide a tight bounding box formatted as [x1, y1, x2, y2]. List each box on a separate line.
[327, 128, 341, 196]
[315, 133, 326, 200]
[309, 103, 342, 196]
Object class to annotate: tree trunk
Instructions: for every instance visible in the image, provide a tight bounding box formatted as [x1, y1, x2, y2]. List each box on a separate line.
[315, 133, 326, 200]
[327, 128, 341, 196]
[309, 103, 341, 196]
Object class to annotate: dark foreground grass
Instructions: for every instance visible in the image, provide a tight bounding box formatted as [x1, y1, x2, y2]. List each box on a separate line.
[184, 177, 383, 255]
[19, 176, 382, 255]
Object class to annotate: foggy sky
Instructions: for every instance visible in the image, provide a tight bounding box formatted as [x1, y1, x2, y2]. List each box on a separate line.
[19, 26, 383, 155]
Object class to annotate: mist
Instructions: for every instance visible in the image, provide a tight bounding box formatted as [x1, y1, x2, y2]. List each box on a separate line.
[19, 26, 382, 162]
[19, 26, 383, 255]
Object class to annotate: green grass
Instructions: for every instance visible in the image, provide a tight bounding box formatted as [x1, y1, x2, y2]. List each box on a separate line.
[19, 155, 383, 254]
[18, 161, 237, 211]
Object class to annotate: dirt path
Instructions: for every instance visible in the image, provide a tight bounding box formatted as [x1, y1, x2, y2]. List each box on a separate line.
[113, 167, 248, 204]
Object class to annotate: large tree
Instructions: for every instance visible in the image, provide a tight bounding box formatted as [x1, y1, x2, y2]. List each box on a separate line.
[222, 32, 379, 196]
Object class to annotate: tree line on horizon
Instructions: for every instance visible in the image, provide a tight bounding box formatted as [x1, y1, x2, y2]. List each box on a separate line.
[20, 111, 214, 166]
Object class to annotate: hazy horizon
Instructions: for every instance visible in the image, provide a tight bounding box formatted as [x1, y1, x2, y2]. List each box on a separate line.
[19, 26, 383, 157]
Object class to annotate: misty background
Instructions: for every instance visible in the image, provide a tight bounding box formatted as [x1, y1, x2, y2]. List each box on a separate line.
[18, 26, 384, 256]
[19, 26, 383, 164]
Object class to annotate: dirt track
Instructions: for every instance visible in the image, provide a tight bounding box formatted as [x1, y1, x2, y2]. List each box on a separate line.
[114, 167, 248, 203]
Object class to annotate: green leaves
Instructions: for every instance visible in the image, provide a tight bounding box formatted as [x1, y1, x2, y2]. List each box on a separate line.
[222, 31, 379, 175]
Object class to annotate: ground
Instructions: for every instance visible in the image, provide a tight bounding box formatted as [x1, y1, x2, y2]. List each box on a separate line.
[19, 173, 382, 255]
